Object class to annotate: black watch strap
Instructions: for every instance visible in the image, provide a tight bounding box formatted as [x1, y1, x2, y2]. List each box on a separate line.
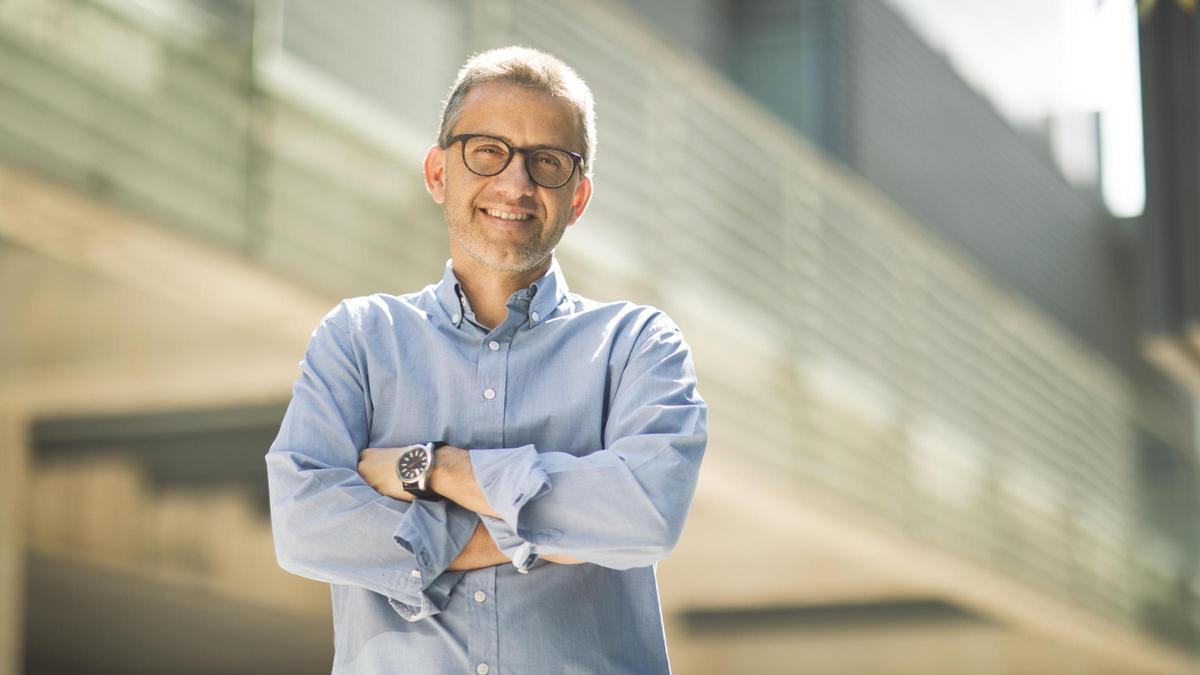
[405, 486, 443, 501]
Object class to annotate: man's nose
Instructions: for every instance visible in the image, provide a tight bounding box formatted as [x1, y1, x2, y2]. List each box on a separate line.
[492, 151, 537, 195]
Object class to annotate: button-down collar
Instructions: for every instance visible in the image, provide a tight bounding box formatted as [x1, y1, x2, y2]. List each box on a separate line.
[435, 260, 467, 328]
[435, 258, 572, 331]
[526, 258, 571, 325]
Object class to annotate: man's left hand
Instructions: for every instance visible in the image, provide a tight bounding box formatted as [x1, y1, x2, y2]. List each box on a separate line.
[357, 447, 415, 502]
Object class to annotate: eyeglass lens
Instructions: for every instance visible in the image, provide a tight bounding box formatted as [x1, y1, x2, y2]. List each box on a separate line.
[462, 136, 575, 188]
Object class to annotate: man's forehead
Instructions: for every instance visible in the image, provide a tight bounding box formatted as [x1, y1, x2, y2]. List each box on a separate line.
[453, 83, 581, 149]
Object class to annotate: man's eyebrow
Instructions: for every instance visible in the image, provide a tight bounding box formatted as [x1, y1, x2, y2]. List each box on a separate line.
[462, 132, 578, 153]
[464, 132, 514, 145]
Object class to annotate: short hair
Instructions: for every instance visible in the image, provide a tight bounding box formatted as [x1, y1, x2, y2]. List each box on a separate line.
[438, 46, 597, 177]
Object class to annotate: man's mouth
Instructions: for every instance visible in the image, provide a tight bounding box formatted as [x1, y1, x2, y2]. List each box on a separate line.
[480, 207, 533, 222]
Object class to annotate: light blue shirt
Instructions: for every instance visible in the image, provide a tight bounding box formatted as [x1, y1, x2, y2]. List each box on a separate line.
[266, 258, 707, 674]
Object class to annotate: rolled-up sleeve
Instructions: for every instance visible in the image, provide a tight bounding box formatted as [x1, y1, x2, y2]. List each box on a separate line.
[478, 515, 540, 572]
[266, 303, 477, 620]
[469, 314, 707, 571]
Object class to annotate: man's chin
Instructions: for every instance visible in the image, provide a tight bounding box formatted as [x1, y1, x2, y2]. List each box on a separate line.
[467, 247, 549, 276]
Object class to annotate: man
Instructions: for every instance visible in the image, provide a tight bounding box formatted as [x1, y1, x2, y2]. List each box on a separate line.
[266, 46, 707, 675]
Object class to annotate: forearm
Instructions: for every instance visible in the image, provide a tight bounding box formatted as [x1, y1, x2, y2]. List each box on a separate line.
[447, 521, 583, 569]
[540, 552, 586, 564]
[429, 446, 501, 518]
[446, 522, 509, 571]
[445, 432, 704, 570]
[434, 449, 583, 565]
[358, 447, 583, 567]
[429, 447, 616, 567]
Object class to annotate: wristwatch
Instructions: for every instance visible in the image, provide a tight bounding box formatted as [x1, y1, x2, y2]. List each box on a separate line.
[395, 442, 445, 500]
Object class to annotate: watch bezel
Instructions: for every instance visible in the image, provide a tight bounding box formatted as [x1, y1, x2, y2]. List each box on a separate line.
[395, 442, 433, 483]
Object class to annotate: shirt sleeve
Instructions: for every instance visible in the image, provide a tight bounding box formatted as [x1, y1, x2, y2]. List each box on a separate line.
[265, 303, 478, 620]
[478, 514, 540, 572]
[469, 313, 707, 571]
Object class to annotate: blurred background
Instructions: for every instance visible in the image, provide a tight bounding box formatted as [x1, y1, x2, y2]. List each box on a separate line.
[0, 0, 1198, 673]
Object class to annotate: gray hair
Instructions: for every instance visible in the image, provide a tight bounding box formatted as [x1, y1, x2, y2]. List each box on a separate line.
[438, 46, 597, 177]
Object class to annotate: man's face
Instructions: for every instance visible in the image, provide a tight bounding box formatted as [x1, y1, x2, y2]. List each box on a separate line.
[424, 82, 593, 277]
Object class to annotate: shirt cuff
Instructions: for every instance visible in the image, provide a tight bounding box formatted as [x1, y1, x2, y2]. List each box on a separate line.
[390, 499, 475, 620]
[387, 568, 465, 621]
[469, 444, 552, 529]
[480, 514, 539, 573]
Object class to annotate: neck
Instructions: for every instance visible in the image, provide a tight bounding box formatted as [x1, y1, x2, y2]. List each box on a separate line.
[451, 252, 552, 329]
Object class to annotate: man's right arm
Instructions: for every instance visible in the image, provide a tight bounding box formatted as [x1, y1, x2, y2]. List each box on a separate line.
[448, 522, 583, 570]
[447, 522, 518, 571]
[266, 303, 481, 621]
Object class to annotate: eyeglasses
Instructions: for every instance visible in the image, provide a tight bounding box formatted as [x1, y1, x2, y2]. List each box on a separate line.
[445, 134, 584, 189]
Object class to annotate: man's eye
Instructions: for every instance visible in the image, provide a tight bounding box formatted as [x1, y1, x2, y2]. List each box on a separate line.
[535, 153, 563, 167]
[474, 145, 506, 155]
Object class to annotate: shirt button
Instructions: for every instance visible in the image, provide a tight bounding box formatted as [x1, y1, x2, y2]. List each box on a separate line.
[474, 591, 487, 603]
[477, 664, 489, 675]
[483, 388, 496, 400]
[451, 313, 461, 323]
[488, 340, 500, 351]
[530, 311, 540, 322]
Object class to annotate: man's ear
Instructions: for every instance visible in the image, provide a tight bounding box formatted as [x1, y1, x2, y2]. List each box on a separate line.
[566, 175, 593, 226]
[424, 145, 446, 204]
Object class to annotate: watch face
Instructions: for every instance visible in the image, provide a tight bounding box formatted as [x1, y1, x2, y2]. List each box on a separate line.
[397, 447, 428, 481]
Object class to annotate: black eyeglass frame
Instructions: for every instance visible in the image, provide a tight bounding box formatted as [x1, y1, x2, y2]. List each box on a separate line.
[444, 133, 585, 189]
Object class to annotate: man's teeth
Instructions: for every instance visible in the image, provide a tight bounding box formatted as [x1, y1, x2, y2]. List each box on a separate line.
[484, 209, 531, 221]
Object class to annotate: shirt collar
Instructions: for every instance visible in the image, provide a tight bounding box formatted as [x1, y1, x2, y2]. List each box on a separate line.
[435, 258, 571, 330]
[526, 257, 571, 326]
[435, 260, 467, 327]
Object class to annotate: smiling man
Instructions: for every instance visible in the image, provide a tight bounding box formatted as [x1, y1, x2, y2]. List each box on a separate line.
[266, 47, 707, 675]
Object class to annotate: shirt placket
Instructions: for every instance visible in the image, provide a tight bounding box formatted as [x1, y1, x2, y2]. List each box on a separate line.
[475, 319, 513, 446]
[468, 304, 519, 674]
[465, 566, 499, 675]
